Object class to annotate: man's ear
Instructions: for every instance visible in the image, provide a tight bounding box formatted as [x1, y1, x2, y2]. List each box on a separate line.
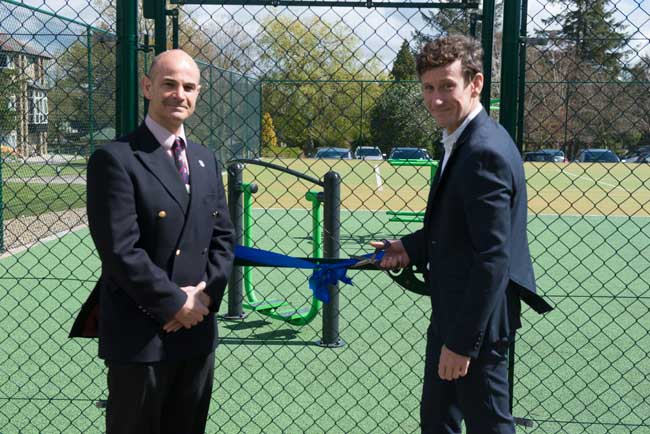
[142, 75, 152, 100]
[471, 72, 484, 97]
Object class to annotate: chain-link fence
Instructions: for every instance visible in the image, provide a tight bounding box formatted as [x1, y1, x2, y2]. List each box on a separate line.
[0, 0, 649, 433]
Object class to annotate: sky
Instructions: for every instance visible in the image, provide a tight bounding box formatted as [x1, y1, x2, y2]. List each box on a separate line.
[2, 0, 650, 70]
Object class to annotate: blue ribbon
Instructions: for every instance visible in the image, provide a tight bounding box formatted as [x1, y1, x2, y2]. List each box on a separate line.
[234, 245, 384, 303]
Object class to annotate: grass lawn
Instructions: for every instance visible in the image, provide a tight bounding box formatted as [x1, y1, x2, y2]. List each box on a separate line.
[2, 159, 88, 179]
[1, 182, 86, 219]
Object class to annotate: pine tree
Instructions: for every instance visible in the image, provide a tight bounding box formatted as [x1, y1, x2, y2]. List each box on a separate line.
[391, 40, 416, 80]
[540, 0, 629, 77]
[261, 112, 278, 150]
[414, 8, 472, 48]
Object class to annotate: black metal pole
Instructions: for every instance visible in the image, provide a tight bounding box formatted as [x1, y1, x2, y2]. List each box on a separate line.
[516, 0, 529, 152]
[225, 163, 246, 320]
[480, 0, 495, 114]
[317, 171, 343, 347]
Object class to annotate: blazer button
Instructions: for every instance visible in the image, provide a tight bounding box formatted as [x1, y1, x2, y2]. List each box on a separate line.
[426, 262, 430, 271]
[202, 248, 207, 255]
[158, 210, 167, 218]
[176, 249, 181, 256]
[212, 210, 219, 217]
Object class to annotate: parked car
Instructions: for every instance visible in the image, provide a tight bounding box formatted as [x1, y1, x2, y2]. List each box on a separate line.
[523, 149, 566, 162]
[574, 149, 620, 163]
[621, 145, 650, 162]
[354, 146, 384, 160]
[314, 147, 352, 159]
[388, 147, 431, 160]
[523, 151, 556, 162]
[539, 149, 567, 162]
[622, 153, 650, 163]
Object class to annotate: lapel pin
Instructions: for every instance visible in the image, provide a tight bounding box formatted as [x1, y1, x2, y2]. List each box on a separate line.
[198, 160, 205, 167]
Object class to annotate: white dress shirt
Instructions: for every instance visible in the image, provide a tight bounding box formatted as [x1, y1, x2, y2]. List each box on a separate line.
[439, 104, 484, 176]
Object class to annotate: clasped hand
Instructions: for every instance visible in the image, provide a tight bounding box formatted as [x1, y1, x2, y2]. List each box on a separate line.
[162, 281, 211, 333]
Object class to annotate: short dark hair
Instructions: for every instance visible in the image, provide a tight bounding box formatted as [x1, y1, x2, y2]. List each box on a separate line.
[416, 35, 483, 82]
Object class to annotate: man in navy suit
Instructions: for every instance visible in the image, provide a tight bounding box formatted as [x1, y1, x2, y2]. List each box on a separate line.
[70, 49, 235, 434]
[372, 35, 552, 433]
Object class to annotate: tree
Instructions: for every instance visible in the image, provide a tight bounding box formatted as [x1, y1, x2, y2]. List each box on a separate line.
[414, 7, 473, 46]
[540, 0, 629, 78]
[48, 29, 117, 143]
[369, 82, 439, 155]
[257, 14, 384, 150]
[369, 40, 439, 154]
[261, 112, 278, 149]
[391, 40, 416, 80]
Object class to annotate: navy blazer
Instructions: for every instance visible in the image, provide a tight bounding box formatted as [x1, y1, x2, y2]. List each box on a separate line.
[69, 124, 235, 363]
[402, 110, 552, 358]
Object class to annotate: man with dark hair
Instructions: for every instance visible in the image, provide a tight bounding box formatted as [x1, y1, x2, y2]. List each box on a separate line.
[372, 35, 552, 433]
[70, 49, 235, 434]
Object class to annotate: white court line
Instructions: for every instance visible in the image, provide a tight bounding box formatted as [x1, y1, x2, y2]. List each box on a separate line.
[560, 168, 625, 191]
[374, 164, 383, 191]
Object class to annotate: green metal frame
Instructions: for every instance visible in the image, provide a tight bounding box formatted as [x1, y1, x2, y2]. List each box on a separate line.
[116, 0, 138, 135]
[241, 184, 323, 326]
[385, 159, 439, 223]
[171, 0, 478, 8]
[499, 0, 522, 144]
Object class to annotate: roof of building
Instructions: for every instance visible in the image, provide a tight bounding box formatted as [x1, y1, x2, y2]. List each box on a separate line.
[0, 35, 52, 59]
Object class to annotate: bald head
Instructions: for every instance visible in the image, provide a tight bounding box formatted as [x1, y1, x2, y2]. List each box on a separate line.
[142, 49, 202, 134]
[148, 49, 200, 81]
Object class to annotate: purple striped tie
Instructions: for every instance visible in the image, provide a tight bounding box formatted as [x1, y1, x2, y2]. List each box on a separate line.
[172, 137, 189, 186]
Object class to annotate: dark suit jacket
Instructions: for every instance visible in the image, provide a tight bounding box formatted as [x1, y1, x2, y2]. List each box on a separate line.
[69, 124, 235, 363]
[402, 109, 552, 359]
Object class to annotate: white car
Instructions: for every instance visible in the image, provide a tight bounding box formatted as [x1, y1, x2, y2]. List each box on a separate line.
[354, 146, 384, 160]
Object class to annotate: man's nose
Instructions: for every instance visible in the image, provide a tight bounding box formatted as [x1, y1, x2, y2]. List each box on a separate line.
[427, 94, 443, 106]
[171, 85, 186, 99]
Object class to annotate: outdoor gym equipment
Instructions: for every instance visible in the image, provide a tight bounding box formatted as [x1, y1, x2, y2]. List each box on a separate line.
[225, 159, 429, 347]
[239, 183, 323, 326]
[386, 159, 439, 223]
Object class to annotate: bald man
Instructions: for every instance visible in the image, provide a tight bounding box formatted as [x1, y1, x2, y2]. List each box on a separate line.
[70, 49, 235, 434]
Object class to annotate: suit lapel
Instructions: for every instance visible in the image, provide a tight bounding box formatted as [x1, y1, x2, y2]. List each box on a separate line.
[186, 140, 206, 214]
[424, 110, 487, 222]
[132, 124, 189, 212]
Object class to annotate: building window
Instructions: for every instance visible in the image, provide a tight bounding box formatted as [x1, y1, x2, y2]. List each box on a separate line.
[28, 88, 48, 125]
[8, 95, 16, 111]
[0, 53, 13, 69]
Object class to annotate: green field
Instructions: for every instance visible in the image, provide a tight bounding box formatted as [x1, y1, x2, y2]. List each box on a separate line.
[2, 182, 86, 219]
[2, 159, 88, 179]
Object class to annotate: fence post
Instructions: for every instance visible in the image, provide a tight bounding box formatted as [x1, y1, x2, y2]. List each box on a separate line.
[116, 0, 138, 135]
[153, 0, 167, 54]
[499, 0, 522, 140]
[225, 163, 246, 320]
[317, 171, 343, 348]
[87, 25, 94, 156]
[480, 0, 496, 113]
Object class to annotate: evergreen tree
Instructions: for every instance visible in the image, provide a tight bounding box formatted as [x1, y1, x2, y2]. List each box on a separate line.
[414, 8, 472, 47]
[369, 82, 439, 155]
[540, 0, 629, 77]
[261, 112, 278, 149]
[391, 40, 416, 80]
